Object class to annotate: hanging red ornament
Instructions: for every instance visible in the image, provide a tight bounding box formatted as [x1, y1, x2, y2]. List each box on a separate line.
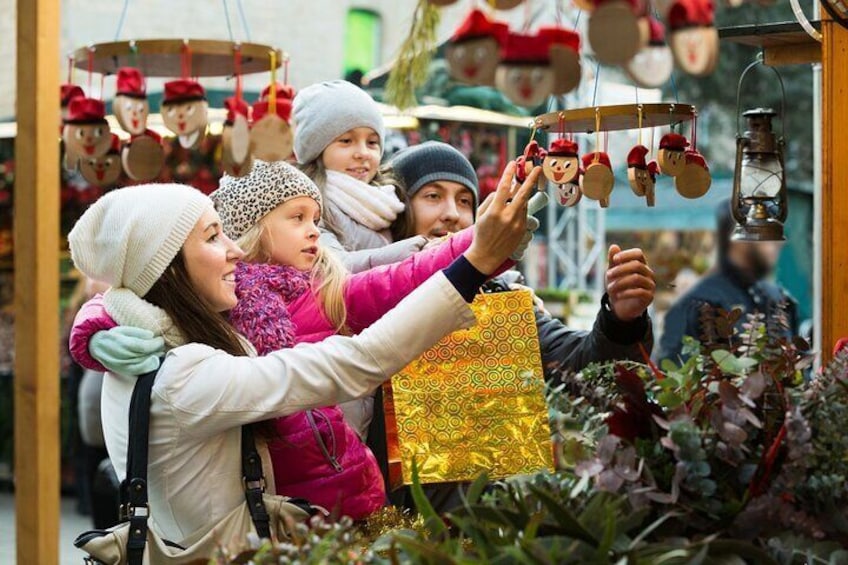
[446, 9, 508, 87]
[667, 0, 719, 77]
[161, 79, 209, 149]
[495, 32, 555, 108]
[538, 27, 582, 95]
[657, 132, 690, 176]
[675, 149, 712, 198]
[542, 138, 580, 185]
[580, 151, 614, 207]
[79, 133, 123, 188]
[515, 140, 547, 182]
[626, 18, 674, 88]
[626, 145, 658, 206]
[221, 96, 253, 177]
[60, 84, 84, 125]
[114, 67, 150, 136]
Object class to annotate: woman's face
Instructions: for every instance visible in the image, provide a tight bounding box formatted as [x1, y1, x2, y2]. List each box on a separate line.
[320, 127, 381, 183]
[182, 206, 245, 312]
[410, 180, 475, 238]
[259, 197, 322, 271]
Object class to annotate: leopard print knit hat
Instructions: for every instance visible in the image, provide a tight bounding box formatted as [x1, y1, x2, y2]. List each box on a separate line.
[212, 159, 323, 240]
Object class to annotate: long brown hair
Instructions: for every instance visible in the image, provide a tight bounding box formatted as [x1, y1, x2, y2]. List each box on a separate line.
[144, 252, 249, 357]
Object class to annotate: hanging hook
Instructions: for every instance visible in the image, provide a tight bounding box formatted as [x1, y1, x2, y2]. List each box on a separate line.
[735, 56, 786, 141]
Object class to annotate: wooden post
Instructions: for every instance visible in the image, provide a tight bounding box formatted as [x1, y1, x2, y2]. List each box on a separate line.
[820, 13, 848, 364]
[15, 0, 60, 562]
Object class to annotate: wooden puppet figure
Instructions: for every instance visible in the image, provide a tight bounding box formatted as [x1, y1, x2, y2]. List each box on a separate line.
[161, 79, 209, 149]
[543, 138, 580, 185]
[495, 32, 555, 108]
[627, 145, 659, 207]
[113, 67, 150, 136]
[580, 152, 615, 207]
[62, 97, 112, 170]
[446, 9, 508, 87]
[515, 140, 547, 183]
[80, 133, 123, 188]
[250, 85, 295, 162]
[668, 0, 719, 77]
[626, 18, 674, 89]
[657, 132, 690, 177]
[221, 96, 253, 177]
[675, 150, 712, 198]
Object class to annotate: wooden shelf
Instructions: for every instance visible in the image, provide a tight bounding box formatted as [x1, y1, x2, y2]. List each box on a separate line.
[719, 21, 822, 66]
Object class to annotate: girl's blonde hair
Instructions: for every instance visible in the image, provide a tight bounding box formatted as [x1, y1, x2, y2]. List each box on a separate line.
[236, 218, 351, 334]
[299, 158, 412, 243]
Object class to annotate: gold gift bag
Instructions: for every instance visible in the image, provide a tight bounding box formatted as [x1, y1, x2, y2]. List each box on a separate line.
[383, 289, 554, 489]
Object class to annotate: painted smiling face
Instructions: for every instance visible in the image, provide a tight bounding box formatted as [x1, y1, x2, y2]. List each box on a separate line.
[80, 145, 122, 187]
[447, 37, 501, 86]
[115, 96, 149, 136]
[496, 65, 556, 108]
[162, 99, 208, 148]
[669, 26, 718, 76]
[62, 97, 111, 163]
[557, 180, 582, 207]
[657, 133, 690, 177]
[543, 154, 580, 185]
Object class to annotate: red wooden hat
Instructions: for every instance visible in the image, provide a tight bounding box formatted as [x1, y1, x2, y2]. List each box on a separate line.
[659, 132, 690, 150]
[501, 32, 552, 65]
[224, 97, 250, 124]
[582, 152, 612, 168]
[162, 79, 206, 105]
[648, 18, 666, 45]
[60, 84, 85, 107]
[668, 0, 714, 29]
[627, 145, 650, 168]
[116, 67, 146, 98]
[260, 82, 296, 102]
[107, 133, 122, 154]
[548, 138, 579, 157]
[252, 99, 292, 123]
[685, 149, 708, 169]
[65, 97, 107, 124]
[647, 160, 660, 177]
[452, 9, 508, 45]
[537, 27, 581, 53]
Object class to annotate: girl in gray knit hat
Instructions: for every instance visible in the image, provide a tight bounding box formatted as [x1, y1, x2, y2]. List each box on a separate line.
[292, 80, 429, 276]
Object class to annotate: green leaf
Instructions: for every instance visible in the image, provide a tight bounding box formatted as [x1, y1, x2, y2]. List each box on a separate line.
[410, 458, 447, 539]
[710, 350, 758, 376]
[706, 539, 780, 565]
[527, 484, 598, 546]
[392, 533, 459, 564]
[465, 471, 489, 506]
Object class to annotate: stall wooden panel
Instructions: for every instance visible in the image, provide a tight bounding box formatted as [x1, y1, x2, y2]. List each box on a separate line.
[821, 13, 848, 363]
[14, 0, 60, 562]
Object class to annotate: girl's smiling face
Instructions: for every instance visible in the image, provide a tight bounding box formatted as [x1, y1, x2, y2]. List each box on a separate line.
[320, 127, 381, 183]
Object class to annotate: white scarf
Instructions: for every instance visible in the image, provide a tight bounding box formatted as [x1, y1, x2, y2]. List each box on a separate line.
[323, 170, 405, 231]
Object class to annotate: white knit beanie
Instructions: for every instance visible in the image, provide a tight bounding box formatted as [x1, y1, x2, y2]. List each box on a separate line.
[69, 184, 212, 297]
[292, 80, 385, 165]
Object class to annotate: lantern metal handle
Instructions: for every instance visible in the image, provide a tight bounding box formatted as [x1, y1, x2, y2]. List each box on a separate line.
[734, 55, 786, 141]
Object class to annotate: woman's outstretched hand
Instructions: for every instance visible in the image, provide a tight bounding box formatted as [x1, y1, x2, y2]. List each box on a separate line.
[465, 161, 542, 275]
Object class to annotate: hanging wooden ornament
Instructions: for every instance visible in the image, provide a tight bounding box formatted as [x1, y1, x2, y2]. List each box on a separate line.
[221, 97, 253, 177]
[674, 150, 711, 198]
[122, 129, 165, 182]
[557, 167, 584, 207]
[62, 97, 112, 171]
[657, 132, 689, 176]
[587, 0, 644, 66]
[626, 18, 674, 88]
[495, 32, 555, 108]
[580, 152, 614, 207]
[79, 133, 123, 187]
[543, 138, 580, 185]
[113, 67, 150, 136]
[161, 79, 209, 149]
[538, 27, 582, 95]
[250, 86, 295, 162]
[446, 9, 508, 87]
[667, 0, 719, 77]
[626, 145, 659, 206]
[514, 140, 546, 183]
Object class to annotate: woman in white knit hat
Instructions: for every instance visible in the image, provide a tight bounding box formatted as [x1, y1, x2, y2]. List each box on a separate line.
[67, 168, 538, 546]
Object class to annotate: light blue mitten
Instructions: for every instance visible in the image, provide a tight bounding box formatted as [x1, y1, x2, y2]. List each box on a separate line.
[89, 326, 165, 375]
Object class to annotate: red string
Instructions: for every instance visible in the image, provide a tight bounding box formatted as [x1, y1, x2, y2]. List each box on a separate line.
[87, 48, 94, 96]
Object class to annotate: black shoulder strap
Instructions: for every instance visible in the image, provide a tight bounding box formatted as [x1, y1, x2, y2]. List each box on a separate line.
[121, 365, 273, 565]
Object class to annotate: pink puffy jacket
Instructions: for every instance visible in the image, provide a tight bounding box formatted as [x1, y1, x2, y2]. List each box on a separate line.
[69, 228, 487, 520]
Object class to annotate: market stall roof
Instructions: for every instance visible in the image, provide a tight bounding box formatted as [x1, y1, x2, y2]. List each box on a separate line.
[376, 101, 531, 128]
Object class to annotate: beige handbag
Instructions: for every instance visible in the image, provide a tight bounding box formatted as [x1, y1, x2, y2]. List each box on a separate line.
[74, 366, 315, 564]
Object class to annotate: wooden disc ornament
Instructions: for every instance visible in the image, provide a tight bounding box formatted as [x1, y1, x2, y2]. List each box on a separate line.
[122, 130, 165, 182]
[446, 10, 508, 87]
[221, 97, 253, 177]
[80, 134, 123, 187]
[674, 150, 712, 198]
[657, 133, 690, 177]
[580, 152, 615, 206]
[495, 32, 555, 108]
[250, 90, 294, 162]
[113, 67, 150, 136]
[161, 79, 209, 149]
[62, 97, 112, 172]
[587, 0, 644, 66]
[668, 0, 719, 77]
[538, 27, 582, 95]
[542, 138, 580, 186]
[625, 18, 674, 88]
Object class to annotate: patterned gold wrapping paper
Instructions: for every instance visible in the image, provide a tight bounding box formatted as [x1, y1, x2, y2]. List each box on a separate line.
[383, 290, 554, 489]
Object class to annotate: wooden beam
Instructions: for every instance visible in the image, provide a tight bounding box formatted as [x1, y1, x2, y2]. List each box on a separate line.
[820, 14, 848, 364]
[764, 42, 822, 66]
[14, 0, 60, 562]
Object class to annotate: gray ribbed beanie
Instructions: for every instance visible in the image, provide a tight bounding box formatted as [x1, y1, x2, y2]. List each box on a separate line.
[69, 184, 212, 297]
[389, 141, 479, 205]
[292, 80, 385, 164]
